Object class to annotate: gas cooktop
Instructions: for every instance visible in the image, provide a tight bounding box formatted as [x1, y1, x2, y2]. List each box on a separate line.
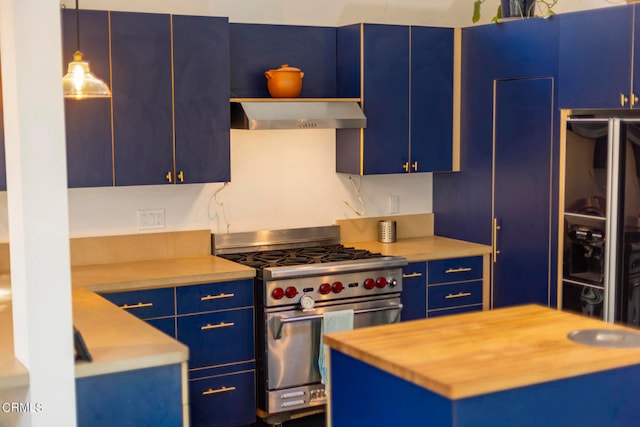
[219, 244, 383, 270]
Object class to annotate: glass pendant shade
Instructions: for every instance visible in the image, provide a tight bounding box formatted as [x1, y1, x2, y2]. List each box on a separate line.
[62, 51, 111, 100]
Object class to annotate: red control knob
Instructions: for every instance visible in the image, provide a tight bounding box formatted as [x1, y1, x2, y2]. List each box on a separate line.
[363, 278, 376, 290]
[332, 281, 344, 293]
[319, 283, 332, 295]
[376, 277, 388, 288]
[272, 287, 285, 300]
[285, 286, 299, 299]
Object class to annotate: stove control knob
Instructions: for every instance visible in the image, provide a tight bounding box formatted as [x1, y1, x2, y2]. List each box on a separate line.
[332, 281, 345, 293]
[272, 287, 285, 300]
[388, 278, 398, 288]
[300, 294, 315, 310]
[376, 277, 388, 288]
[363, 278, 376, 290]
[319, 283, 332, 295]
[285, 286, 299, 299]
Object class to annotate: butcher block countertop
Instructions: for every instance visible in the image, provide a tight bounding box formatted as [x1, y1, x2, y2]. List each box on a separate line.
[73, 255, 255, 292]
[324, 304, 640, 400]
[337, 214, 492, 262]
[0, 231, 256, 389]
[347, 236, 491, 262]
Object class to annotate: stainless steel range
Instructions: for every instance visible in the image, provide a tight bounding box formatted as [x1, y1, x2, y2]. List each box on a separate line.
[213, 226, 407, 425]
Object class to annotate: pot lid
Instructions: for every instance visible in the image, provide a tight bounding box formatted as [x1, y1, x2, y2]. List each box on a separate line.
[271, 64, 301, 72]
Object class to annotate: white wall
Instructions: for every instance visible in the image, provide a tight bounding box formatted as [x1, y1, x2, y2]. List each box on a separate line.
[0, 0, 617, 239]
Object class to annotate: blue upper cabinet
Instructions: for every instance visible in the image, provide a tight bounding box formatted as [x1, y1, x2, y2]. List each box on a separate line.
[173, 15, 230, 184]
[111, 12, 174, 186]
[558, 5, 633, 109]
[109, 12, 231, 186]
[336, 24, 455, 175]
[229, 23, 337, 98]
[61, 9, 113, 188]
[410, 26, 454, 173]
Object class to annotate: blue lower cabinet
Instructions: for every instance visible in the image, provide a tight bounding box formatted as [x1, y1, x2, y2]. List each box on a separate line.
[330, 349, 640, 427]
[76, 364, 183, 427]
[401, 262, 427, 321]
[428, 280, 483, 311]
[190, 370, 256, 427]
[177, 308, 254, 369]
[176, 280, 253, 315]
[146, 316, 176, 338]
[100, 287, 175, 320]
[428, 304, 482, 318]
[427, 256, 483, 284]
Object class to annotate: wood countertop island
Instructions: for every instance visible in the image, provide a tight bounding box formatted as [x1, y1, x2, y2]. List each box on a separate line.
[324, 305, 640, 427]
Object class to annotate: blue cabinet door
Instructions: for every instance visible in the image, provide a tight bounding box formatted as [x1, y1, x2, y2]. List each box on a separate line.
[427, 257, 483, 285]
[177, 308, 254, 369]
[173, 15, 230, 184]
[176, 279, 253, 315]
[362, 24, 410, 175]
[428, 280, 483, 311]
[493, 78, 553, 308]
[558, 6, 633, 109]
[634, 6, 640, 103]
[76, 364, 183, 427]
[400, 263, 427, 321]
[61, 9, 113, 188]
[100, 287, 175, 319]
[410, 26, 454, 172]
[189, 370, 256, 427]
[111, 12, 173, 186]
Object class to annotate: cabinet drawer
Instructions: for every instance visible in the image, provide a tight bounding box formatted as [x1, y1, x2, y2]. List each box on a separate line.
[428, 304, 482, 318]
[100, 287, 175, 319]
[428, 256, 483, 284]
[189, 370, 256, 427]
[176, 279, 253, 315]
[428, 280, 483, 310]
[146, 317, 176, 338]
[177, 308, 254, 369]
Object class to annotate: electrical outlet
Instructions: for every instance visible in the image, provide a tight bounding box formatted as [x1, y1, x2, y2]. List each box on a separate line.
[388, 195, 399, 214]
[137, 209, 165, 230]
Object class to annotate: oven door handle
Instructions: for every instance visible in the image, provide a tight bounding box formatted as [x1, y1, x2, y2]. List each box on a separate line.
[273, 303, 403, 340]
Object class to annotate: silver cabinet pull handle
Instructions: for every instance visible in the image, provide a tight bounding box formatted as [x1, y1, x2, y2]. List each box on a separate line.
[201, 293, 234, 301]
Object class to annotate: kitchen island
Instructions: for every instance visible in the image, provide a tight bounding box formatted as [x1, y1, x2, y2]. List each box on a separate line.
[324, 305, 640, 427]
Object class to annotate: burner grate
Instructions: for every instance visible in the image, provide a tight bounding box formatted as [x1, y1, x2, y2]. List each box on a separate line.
[219, 244, 383, 269]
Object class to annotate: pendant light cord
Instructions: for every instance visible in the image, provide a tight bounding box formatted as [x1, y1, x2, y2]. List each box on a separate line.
[75, 0, 80, 52]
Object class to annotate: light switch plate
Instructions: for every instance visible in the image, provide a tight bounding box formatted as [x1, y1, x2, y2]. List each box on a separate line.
[137, 209, 165, 230]
[388, 195, 399, 214]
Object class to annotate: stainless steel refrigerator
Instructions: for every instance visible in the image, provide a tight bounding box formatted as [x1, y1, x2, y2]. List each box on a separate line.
[560, 112, 640, 326]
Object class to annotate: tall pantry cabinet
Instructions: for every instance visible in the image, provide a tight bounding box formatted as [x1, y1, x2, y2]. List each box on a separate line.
[433, 18, 560, 309]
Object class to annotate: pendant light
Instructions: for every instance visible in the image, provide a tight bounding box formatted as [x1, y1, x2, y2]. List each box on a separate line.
[62, 0, 111, 99]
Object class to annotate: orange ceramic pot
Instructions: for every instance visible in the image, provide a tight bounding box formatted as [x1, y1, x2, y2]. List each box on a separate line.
[264, 64, 304, 98]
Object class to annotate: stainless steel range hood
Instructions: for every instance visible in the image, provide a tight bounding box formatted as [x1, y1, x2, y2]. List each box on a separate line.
[230, 100, 367, 130]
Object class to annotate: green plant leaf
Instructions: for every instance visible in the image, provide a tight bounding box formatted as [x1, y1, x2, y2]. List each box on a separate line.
[472, 0, 483, 23]
[491, 4, 502, 23]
